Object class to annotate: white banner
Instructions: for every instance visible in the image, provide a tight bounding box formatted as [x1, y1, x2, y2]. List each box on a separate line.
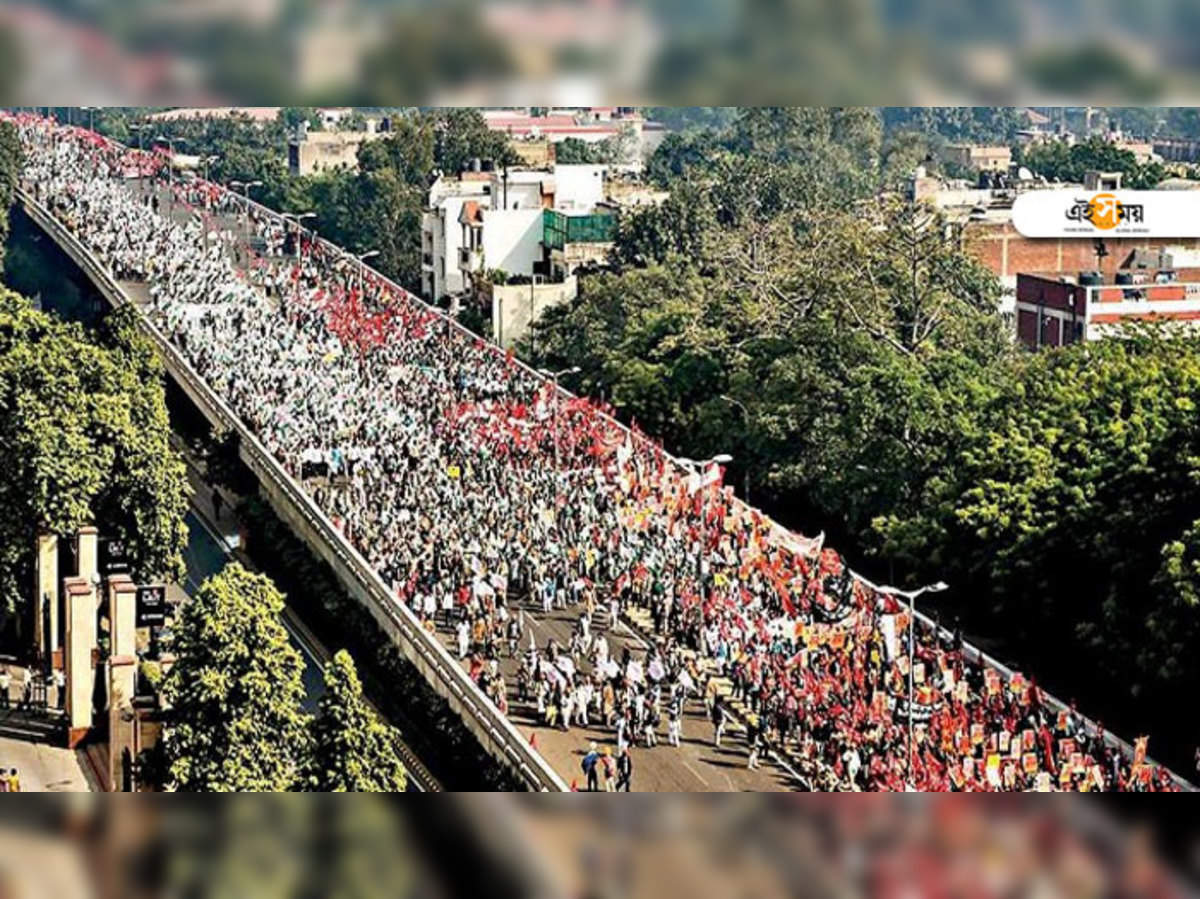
[1012, 190, 1200, 238]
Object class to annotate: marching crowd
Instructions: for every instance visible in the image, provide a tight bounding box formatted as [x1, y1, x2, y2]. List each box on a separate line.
[7, 112, 1185, 792]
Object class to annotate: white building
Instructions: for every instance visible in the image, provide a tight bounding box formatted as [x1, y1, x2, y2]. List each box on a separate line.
[420, 163, 616, 301]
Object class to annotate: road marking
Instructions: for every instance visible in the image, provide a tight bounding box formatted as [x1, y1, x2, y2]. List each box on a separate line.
[682, 761, 708, 787]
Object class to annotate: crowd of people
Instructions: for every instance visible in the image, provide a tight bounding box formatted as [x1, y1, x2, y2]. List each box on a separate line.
[7, 111, 1187, 792]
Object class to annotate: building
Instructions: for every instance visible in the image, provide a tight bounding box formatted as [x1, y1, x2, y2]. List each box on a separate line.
[482, 108, 667, 169]
[422, 168, 556, 300]
[944, 144, 1012, 173]
[1115, 140, 1156, 164]
[542, 207, 616, 280]
[287, 124, 384, 176]
[421, 163, 619, 301]
[457, 200, 546, 291]
[1014, 265, 1200, 349]
[511, 139, 555, 168]
[910, 169, 1200, 296]
[488, 276, 579, 349]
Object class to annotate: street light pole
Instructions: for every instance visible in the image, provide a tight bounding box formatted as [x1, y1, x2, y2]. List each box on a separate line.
[538, 366, 580, 473]
[876, 580, 948, 789]
[155, 135, 183, 203]
[679, 453, 733, 608]
[229, 179, 263, 236]
[353, 249, 381, 297]
[719, 394, 751, 503]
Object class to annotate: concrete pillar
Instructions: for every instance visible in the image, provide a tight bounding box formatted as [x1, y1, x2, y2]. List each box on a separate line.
[107, 575, 137, 710]
[34, 533, 59, 665]
[76, 526, 99, 586]
[63, 575, 97, 748]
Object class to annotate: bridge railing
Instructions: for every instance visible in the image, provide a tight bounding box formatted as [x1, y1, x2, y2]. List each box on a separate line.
[17, 186, 568, 793]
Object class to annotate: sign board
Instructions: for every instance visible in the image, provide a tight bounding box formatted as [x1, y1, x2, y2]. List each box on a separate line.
[136, 585, 168, 628]
[100, 537, 132, 577]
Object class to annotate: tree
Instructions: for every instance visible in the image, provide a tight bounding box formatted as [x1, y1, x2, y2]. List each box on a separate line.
[306, 650, 408, 792]
[873, 329, 1200, 769]
[0, 119, 20, 268]
[554, 137, 600, 165]
[162, 564, 309, 791]
[645, 129, 724, 187]
[0, 293, 188, 633]
[429, 108, 519, 175]
[610, 179, 718, 269]
[1022, 136, 1166, 188]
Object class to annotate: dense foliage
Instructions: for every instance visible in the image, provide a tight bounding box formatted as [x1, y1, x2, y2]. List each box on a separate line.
[0, 120, 19, 268]
[162, 563, 310, 791]
[161, 562, 412, 792]
[306, 650, 408, 792]
[0, 293, 188, 635]
[1020, 135, 1167, 187]
[876, 331, 1200, 743]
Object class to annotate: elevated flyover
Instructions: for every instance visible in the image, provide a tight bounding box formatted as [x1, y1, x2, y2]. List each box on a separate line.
[18, 186, 568, 792]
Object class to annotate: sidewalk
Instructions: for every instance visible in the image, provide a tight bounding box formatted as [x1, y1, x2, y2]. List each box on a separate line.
[0, 734, 93, 791]
[0, 663, 92, 791]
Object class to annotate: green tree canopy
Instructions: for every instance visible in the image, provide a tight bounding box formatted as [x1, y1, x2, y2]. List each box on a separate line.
[306, 650, 408, 792]
[0, 293, 188, 629]
[162, 563, 309, 791]
[876, 330, 1200, 687]
[1022, 135, 1166, 187]
[0, 119, 20, 268]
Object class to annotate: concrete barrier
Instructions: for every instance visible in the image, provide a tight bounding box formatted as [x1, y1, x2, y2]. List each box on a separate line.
[18, 187, 568, 792]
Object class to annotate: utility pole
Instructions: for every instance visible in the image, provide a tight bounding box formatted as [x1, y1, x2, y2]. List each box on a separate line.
[876, 581, 948, 789]
[678, 453, 733, 607]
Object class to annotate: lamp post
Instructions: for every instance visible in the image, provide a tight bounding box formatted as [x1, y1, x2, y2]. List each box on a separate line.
[876, 580, 949, 789]
[718, 394, 751, 503]
[537, 366, 581, 473]
[155, 134, 183, 200]
[229, 179, 263, 236]
[678, 453, 733, 607]
[283, 212, 317, 307]
[283, 211, 316, 260]
[352, 249, 380, 298]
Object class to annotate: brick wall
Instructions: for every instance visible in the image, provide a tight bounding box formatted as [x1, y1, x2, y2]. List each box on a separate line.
[963, 221, 1200, 281]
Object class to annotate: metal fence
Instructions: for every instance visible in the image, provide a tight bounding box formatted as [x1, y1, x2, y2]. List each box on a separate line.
[542, 209, 616, 250]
